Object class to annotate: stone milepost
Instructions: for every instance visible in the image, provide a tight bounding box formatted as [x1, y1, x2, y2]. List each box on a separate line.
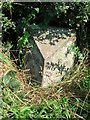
[25, 27, 76, 87]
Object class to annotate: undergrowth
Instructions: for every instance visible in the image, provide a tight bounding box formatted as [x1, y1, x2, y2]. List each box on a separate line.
[1, 2, 90, 119]
[0, 45, 90, 120]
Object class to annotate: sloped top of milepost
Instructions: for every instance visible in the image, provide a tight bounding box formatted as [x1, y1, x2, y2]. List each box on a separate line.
[31, 27, 76, 59]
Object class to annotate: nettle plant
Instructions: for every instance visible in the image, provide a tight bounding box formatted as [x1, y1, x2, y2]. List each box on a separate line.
[17, 6, 40, 50]
[17, 31, 30, 67]
[17, 31, 30, 49]
[16, 7, 40, 67]
[1, 2, 16, 32]
[2, 15, 16, 32]
[68, 43, 84, 63]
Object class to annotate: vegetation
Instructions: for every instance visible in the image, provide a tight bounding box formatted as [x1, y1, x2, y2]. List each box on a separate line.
[0, 1, 90, 120]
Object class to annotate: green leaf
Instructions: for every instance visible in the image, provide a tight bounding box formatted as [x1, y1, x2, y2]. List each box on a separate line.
[10, 80, 20, 91]
[35, 8, 39, 13]
[17, 31, 29, 48]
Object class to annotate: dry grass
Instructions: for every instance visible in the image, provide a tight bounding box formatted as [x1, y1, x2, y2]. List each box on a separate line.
[0, 46, 90, 105]
[18, 62, 89, 104]
[1, 47, 90, 120]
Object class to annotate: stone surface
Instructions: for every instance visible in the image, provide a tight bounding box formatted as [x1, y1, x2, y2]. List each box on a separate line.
[26, 27, 76, 87]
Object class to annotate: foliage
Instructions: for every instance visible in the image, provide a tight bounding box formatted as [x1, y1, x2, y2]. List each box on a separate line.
[0, 1, 16, 32]
[2, 70, 20, 91]
[1, 85, 90, 119]
[0, 87, 81, 119]
[1, 1, 90, 120]
[16, 7, 40, 34]
[2, 2, 90, 52]
[68, 43, 84, 63]
[2, 15, 16, 32]
[0, 48, 89, 119]
[17, 31, 30, 49]
[80, 69, 90, 92]
[0, 46, 20, 92]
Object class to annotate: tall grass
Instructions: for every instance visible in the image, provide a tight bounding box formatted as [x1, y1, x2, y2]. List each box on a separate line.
[0, 45, 90, 120]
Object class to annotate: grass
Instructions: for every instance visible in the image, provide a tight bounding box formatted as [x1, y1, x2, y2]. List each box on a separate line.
[0, 46, 90, 120]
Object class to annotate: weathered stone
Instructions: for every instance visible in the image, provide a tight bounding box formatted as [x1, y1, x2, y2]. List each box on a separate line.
[26, 27, 76, 87]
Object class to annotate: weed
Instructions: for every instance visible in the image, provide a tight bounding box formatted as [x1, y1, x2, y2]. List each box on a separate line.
[80, 69, 90, 92]
[1, 43, 90, 120]
[68, 43, 84, 63]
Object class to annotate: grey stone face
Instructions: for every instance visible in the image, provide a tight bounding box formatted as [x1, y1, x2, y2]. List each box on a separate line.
[26, 27, 76, 87]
